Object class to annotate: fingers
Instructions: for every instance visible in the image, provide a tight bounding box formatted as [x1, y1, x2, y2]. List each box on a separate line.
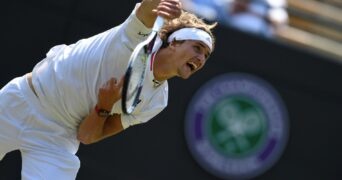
[156, 0, 182, 20]
[110, 77, 124, 88]
[101, 77, 120, 90]
[111, 77, 124, 96]
[109, 77, 117, 87]
[159, 0, 181, 8]
[97, 77, 124, 108]
[117, 76, 125, 88]
[104, 77, 124, 93]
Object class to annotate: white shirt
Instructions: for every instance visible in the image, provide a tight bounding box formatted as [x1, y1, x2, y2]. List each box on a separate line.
[31, 4, 168, 130]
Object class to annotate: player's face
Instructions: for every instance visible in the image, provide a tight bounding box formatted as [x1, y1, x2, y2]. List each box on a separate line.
[172, 40, 211, 79]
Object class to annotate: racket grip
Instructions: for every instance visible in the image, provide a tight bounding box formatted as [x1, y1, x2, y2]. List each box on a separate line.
[152, 16, 164, 32]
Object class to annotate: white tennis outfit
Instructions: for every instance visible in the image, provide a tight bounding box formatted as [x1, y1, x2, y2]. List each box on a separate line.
[0, 4, 168, 179]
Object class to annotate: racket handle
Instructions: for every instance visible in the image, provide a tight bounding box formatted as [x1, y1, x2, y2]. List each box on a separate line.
[152, 16, 164, 32]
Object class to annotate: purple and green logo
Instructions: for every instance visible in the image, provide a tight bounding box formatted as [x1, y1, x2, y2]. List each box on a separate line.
[185, 73, 289, 179]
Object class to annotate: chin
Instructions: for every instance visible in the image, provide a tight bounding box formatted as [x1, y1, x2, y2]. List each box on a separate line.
[180, 74, 191, 79]
[178, 70, 192, 79]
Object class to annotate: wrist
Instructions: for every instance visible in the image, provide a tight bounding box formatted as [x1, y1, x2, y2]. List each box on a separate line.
[136, 2, 157, 28]
[94, 105, 111, 118]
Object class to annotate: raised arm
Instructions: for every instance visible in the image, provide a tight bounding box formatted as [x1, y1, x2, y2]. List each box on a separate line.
[136, 0, 182, 28]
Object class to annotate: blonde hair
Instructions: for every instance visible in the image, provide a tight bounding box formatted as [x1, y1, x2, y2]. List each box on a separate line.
[159, 11, 217, 51]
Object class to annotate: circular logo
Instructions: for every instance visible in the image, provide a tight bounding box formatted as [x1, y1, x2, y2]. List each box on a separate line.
[185, 73, 289, 179]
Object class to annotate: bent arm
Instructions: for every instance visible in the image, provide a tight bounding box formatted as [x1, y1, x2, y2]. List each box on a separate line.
[77, 110, 123, 145]
[77, 77, 124, 144]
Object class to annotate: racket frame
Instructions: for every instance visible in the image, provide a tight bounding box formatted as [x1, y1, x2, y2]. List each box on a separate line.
[122, 16, 164, 114]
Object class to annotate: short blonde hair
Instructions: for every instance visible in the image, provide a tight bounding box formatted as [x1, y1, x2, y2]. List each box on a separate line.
[159, 11, 217, 51]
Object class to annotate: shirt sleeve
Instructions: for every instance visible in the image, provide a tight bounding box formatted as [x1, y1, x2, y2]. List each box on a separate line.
[121, 3, 153, 49]
[120, 85, 169, 129]
[120, 105, 165, 129]
[102, 3, 152, 62]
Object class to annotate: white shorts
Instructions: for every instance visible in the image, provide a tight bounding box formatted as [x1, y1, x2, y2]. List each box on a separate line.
[0, 75, 80, 180]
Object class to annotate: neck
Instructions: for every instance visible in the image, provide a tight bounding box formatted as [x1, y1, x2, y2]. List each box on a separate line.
[152, 50, 176, 82]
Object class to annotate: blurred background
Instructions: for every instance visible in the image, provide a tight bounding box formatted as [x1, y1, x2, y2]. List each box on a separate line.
[182, 0, 342, 60]
[1, 0, 341, 179]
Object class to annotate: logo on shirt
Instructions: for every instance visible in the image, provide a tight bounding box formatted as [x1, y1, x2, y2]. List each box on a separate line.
[138, 32, 150, 37]
[185, 73, 289, 179]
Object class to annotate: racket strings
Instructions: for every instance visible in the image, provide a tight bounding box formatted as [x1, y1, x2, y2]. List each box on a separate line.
[126, 52, 148, 108]
[122, 31, 160, 114]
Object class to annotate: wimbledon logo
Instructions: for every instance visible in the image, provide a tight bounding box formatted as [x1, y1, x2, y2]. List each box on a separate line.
[185, 73, 289, 179]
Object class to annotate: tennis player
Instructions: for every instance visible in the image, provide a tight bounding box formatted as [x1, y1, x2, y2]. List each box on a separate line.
[0, 0, 216, 179]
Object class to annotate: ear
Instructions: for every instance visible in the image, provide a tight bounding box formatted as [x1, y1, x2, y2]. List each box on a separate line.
[168, 40, 183, 50]
[168, 40, 177, 51]
[169, 40, 176, 47]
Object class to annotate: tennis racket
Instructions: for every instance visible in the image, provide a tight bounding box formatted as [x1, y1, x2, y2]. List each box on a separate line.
[122, 16, 164, 114]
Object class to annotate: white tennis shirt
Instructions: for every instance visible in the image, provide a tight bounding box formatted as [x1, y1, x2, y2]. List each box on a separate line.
[31, 4, 168, 130]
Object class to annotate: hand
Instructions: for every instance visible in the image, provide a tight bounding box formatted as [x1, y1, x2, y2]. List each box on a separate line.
[138, 0, 182, 27]
[97, 77, 124, 111]
[153, 0, 182, 20]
